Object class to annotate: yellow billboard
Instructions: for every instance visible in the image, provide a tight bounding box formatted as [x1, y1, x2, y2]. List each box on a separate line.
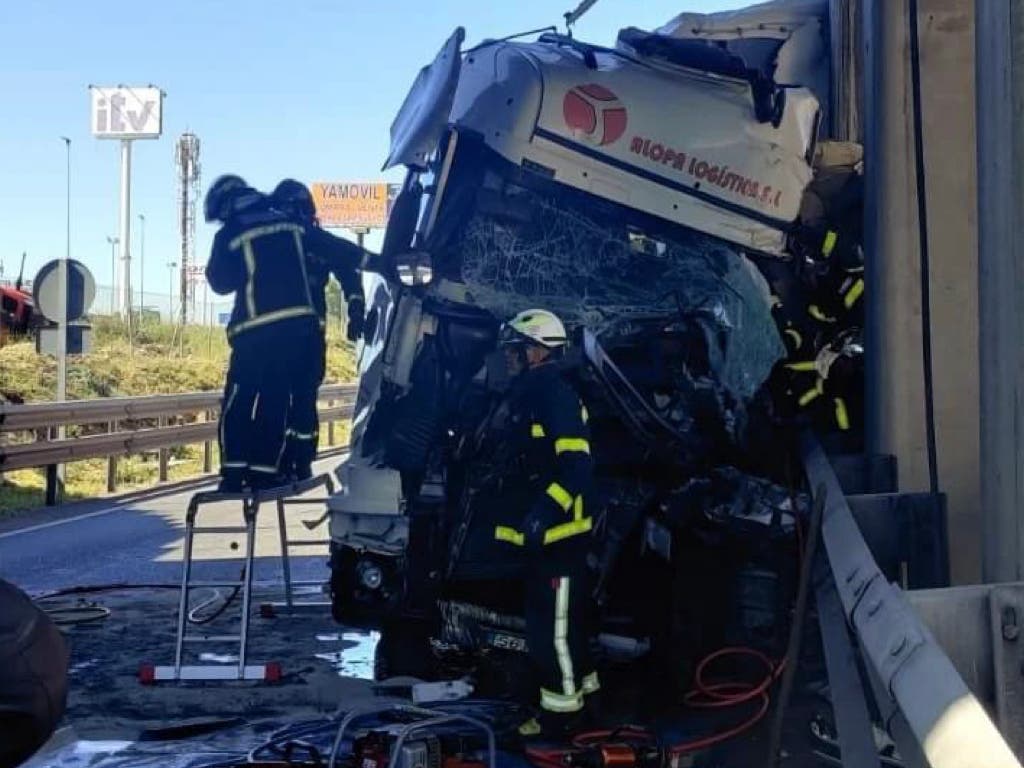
[311, 182, 391, 229]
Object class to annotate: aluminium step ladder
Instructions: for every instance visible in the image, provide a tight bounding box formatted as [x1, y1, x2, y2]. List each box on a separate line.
[140, 474, 334, 683]
[260, 485, 337, 616]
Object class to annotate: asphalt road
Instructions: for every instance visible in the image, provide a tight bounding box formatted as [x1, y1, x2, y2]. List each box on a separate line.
[0, 458, 342, 594]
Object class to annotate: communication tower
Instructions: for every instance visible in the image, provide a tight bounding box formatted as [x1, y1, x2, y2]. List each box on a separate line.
[175, 133, 201, 324]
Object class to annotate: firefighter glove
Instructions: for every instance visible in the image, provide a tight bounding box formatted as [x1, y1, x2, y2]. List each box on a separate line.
[347, 296, 366, 342]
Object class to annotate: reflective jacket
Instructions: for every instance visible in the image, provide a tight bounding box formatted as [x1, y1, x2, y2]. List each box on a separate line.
[494, 363, 594, 548]
[807, 255, 864, 328]
[302, 226, 365, 327]
[804, 174, 864, 326]
[206, 202, 319, 343]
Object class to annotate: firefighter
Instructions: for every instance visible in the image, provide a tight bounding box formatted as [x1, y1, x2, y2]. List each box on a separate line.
[798, 172, 864, 442]
[768, 283, 861, 441]
[797, 171, 865, 329]
[205, 174, 321, 491]
[765, 170, 864, 440]
[271, 179, 369, 480]
[494, 309, 600, 737]
[813, 327, 864, 449]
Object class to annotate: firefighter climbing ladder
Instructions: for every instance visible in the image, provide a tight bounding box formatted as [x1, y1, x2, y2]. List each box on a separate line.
[141, 474, 334, 683]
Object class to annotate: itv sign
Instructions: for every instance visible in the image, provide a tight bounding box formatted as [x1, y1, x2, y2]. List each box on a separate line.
[89, 86, 163, 139]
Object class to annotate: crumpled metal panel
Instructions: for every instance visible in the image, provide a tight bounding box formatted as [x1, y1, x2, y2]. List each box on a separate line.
[669, 466, 805, 531]
[383, 28, 465, 171]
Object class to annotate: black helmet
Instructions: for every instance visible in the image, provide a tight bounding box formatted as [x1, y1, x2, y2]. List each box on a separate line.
[272, 178, 316, 222]
[204, 174, 248, 222]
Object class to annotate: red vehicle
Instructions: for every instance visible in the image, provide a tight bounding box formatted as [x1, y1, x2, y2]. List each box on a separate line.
[0, 254, 35, 346]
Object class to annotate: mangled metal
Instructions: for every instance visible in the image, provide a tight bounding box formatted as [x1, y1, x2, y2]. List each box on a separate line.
[325, 17, 820, 677]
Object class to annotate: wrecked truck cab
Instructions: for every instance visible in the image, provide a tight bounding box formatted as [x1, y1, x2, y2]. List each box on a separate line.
[327, 27, 819, 669]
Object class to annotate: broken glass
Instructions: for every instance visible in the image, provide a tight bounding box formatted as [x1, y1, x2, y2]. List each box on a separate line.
[455, 189, 785, 403]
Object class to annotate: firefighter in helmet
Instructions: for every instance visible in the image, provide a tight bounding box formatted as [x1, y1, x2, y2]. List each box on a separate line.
[204, 174, 320, 491]
[271, 178, 371, 480]
[495, 308, 600, 737]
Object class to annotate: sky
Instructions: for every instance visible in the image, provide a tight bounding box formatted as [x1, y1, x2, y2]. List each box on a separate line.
[0, 0, 742, 302]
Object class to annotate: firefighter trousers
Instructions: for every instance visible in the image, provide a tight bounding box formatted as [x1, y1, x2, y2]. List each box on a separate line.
[219, 330, 320, 487]
[283, 333, 326, 479]
[524, 539, 599, 719]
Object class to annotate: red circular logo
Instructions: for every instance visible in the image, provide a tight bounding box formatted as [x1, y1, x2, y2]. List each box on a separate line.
[563, 84, 628, 146]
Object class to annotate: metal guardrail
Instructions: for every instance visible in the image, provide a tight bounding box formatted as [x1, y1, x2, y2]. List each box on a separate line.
[0, 384, 359, 501]
[0, 385, 357, 432]
[802, 432, 1020, 768]
[0, 391, 222, 431]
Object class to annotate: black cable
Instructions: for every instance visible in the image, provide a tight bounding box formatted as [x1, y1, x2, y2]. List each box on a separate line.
[139, 717, 246, 742]
[465, 26, 558, 54]
[248, 719, 336, 765]
[187, 585, 241, 625]
[908, 0, 940, 496]
[187, 567, 245, 625]
[33, 583, 181, 601]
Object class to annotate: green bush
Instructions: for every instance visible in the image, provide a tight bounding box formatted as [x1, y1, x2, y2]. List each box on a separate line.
[0, 317, 357, 514]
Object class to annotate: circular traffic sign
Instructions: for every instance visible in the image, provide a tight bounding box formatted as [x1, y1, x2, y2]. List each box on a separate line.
[32, 259, 96, 323]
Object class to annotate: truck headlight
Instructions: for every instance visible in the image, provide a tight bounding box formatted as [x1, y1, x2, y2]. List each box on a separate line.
[357, 560, 384, 591]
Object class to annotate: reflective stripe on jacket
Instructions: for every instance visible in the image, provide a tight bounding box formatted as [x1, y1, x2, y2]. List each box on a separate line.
[494, 363, 594, 547]
[207, 203, 318, 341]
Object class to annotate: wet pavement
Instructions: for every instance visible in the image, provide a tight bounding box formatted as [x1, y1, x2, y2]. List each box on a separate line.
[3, 461, 836, 768]
[0, 459, 394, 748]
[44, 586, 381, 741]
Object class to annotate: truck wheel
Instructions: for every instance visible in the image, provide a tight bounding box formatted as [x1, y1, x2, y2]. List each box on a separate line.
[374, 621, 436, 681]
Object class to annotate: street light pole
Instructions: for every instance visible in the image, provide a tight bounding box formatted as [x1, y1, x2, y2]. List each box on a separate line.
[61, 137, 70, 262]
[138, 213, 146, 315]
[53, 136, 71, 502]
[106, 236, 119, 314]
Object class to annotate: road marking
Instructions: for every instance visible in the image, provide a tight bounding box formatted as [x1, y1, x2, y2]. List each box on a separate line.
[0, 506, 121, 539]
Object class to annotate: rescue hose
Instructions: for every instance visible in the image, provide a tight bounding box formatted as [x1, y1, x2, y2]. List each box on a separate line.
[187, 585, 241, 625]
[674, 647, 785, 753]
[32, 582, 182, 601]
[31, 580, 241, 627]
[527, 480, 815, 766]
[31, 584, 180, 627]
[187, 568, 245, 625]
[525, 648, 785, 768]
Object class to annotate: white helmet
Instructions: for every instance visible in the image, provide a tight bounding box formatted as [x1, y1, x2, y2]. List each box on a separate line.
[500, 308, 567, 349]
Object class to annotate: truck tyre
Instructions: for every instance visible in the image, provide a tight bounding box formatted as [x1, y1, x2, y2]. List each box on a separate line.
[0, 579, 69, 768]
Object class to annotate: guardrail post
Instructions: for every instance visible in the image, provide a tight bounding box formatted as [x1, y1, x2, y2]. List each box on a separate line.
[45, 463, 62, 506]
[203, 410, 213, 474]
[107, 420, 118, 493]
[327, 399, 335, 447]
[44, 425, 62, 506]
[159, 416, 170, 482]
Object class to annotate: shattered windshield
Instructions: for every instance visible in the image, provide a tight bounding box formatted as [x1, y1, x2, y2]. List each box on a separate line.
[447, 174, 785, 402]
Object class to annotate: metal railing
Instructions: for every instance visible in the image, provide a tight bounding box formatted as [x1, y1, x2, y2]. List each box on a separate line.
[802, 432, 1020, 768]
[0, 384, 359, 502]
